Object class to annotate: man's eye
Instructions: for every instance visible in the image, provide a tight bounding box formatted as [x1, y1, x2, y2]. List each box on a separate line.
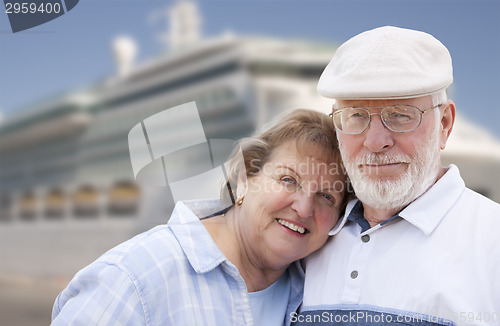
[390, 112, 412, 119]
[348, 112, 365, 119]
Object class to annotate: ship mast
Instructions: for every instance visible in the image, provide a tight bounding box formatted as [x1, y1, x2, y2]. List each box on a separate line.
[166, 0, 202, 50]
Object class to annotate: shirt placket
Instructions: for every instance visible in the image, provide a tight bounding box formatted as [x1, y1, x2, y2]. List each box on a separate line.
[340, 225, 378, 303]
[221, 262, 254, 326]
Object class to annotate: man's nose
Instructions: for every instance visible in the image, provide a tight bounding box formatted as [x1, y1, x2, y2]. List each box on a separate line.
[362, 114, 394, 152]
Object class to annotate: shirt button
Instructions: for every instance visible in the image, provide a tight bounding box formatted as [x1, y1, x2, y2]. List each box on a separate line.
[350, 270, 358, 279]
[361, 235, 370, 243]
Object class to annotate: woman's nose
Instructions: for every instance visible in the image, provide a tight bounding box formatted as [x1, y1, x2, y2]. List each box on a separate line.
[291, 192, 314, 219]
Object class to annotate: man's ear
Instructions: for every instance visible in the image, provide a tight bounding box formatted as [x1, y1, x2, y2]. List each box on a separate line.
[439, 100, 456, 150]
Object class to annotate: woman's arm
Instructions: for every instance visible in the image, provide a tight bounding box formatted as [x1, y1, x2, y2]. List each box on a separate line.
[51, 261, 147, 325]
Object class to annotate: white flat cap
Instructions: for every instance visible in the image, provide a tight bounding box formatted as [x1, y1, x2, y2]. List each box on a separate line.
[318, 26, 453, 99]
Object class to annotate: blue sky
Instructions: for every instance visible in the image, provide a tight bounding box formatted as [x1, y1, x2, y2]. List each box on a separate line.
[1, 0, 499, 136]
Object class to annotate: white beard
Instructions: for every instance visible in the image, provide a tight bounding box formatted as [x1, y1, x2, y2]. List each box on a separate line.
[340, 127, 441, 211]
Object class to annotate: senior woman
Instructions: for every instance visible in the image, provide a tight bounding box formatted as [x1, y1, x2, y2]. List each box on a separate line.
[51, 108, 349, 326]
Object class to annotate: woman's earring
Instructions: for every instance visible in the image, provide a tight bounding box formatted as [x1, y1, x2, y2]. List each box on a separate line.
[236, 196, 244, 206]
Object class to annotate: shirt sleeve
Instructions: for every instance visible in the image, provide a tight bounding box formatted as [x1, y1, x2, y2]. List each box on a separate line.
[51, 261, 147, 326]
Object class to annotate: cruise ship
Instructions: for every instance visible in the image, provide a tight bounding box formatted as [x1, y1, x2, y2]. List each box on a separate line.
[0, 1, 337, 279]
[0, 1, 499, 281]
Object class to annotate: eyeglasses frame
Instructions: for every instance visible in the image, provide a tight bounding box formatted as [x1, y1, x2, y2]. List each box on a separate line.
[328, 104, 443, 134]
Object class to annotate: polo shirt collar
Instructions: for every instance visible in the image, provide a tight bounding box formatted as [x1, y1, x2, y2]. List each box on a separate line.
[345, 200, 401, 235]
[328, 200, 357, 236]
[399, 164, 465, 235]
[338, 165, 465, 236]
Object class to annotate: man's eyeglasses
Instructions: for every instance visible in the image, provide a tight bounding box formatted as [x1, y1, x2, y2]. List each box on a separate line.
[329, 104, 442, 134]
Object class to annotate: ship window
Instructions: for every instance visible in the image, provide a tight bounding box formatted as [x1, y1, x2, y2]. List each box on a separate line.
[212, 90, 223, 105]
[195, 96, 204, 109]
[44, 188, 66, 219]
[73, 186, 99, 218]
[221, 87, 235, 101]
[107, 182, 139, 216]
[19, 191, 37, 221]
[0, 193, 12, 222]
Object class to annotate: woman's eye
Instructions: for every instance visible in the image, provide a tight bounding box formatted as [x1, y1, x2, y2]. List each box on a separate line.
[320, 193, 334, 203]
[281, 176, 296, 184]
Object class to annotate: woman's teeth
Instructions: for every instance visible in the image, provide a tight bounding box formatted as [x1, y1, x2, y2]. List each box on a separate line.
[277, 219, 306, 234]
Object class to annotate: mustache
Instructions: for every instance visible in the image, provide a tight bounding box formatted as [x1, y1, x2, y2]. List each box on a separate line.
[355, 153, 411, 165]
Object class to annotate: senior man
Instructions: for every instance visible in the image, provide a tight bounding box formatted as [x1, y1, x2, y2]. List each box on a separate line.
[294, 26, 500, 326]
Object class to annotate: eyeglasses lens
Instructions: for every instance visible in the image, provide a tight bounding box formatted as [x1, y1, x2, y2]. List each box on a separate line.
[332, 106, 422, 134]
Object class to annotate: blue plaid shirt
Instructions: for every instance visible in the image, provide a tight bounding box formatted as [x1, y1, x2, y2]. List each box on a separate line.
[52, 200, 304, 325]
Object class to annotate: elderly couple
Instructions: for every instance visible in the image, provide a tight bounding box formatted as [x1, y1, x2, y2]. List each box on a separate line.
[52, 27, 500, 325]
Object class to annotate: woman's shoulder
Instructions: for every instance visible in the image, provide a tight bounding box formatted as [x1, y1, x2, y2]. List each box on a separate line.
[52, 225, 187, 324]
[97, 200, 212, 270]
[97, 224, 186, 274]
[82, 199, 227, 290]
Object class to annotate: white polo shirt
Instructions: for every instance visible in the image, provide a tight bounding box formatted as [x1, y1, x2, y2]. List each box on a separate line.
[297, 165, 500, 326]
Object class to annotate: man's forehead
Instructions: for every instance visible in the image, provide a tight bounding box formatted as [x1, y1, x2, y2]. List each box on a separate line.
[336, 96, 432, 108]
